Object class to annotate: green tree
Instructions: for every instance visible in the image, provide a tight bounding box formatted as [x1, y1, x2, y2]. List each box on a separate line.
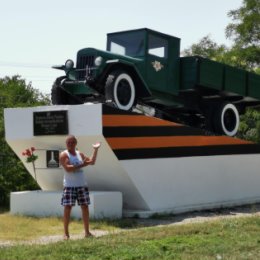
[181, 35, 247, 70]
[237, 108, 260, 143]
[226, 0, 260, 71]
[182, 35, 228, 62]
[182, 0, 260, 73]
[0, 76, 50, 206]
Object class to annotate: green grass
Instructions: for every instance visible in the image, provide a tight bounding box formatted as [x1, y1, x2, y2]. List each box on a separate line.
[0, 213, 260, 260]
[0, 212, 139, 241]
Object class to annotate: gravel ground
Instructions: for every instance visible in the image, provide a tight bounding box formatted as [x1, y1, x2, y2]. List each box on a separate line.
[1, 203, 260, 247]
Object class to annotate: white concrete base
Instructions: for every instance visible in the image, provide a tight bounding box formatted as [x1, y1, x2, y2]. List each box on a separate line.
[10, 191, 122, 219]
[123, 196, 260, 218]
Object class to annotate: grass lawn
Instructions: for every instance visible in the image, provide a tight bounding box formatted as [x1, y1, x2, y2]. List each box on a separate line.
[0, 212, 259, 260]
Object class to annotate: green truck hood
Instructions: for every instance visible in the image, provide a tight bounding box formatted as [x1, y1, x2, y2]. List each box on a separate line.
[77, 47, 144, 64]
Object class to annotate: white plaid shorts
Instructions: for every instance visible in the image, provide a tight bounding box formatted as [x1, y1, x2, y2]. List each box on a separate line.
[61, 187, 90, 206]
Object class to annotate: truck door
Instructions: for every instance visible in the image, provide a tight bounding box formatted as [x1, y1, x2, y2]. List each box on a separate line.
[146, 34, 168, 93]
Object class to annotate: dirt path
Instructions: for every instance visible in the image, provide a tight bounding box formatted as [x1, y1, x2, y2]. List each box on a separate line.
[0, 230, 110, 247]
[1, 203, 260, 247]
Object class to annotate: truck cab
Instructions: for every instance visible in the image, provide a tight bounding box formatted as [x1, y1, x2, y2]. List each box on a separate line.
[52, 28, 180, 109]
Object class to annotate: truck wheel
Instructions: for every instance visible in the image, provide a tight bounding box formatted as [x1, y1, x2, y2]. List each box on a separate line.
[51, 76, 67, 105]
[105, 70, 136, 111]
[213, 103, 240, 136]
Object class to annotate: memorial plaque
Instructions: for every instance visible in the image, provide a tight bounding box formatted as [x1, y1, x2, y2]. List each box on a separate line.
[46, 150, 60, 168]
[33, 111, 68, 136]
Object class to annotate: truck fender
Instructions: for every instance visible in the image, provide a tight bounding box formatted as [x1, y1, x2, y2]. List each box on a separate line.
[103, 60, 152, 99]
[105, 70, 136, 110]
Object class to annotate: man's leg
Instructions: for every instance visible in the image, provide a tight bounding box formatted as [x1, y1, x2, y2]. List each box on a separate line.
[81, 204, 91, 236]
[64, 205, 72, 239]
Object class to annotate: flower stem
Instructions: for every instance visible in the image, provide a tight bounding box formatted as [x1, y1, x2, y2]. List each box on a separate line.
[32, 161, 37, 182]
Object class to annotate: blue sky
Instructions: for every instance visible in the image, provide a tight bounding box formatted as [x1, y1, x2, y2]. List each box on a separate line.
[0, 0, 242, 94]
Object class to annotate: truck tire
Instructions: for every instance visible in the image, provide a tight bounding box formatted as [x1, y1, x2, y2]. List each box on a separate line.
[105, 70, 136, 111]
[213, 103, 240, 136]
[51, 76, 67, 105]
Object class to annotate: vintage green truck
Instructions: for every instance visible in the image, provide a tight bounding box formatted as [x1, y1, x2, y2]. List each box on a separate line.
[52, 28, 260, 136]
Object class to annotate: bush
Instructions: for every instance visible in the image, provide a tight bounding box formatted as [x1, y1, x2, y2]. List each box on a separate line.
[0, 76, 50, 207]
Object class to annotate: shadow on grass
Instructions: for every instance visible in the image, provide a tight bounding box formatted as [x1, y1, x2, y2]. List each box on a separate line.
[1, 203, 260, 231]
[91, 202, 260, 230]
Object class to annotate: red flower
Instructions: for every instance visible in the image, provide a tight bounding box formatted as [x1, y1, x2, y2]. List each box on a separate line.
[26, 149, 32, 156]
[22, 147, 38, 163]
[22, 147, 38, 181]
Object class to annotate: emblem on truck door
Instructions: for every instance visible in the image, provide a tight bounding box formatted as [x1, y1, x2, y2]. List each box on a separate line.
[152, 61, 164, 72]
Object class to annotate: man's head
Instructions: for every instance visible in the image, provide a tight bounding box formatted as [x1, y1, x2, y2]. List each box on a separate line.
[66, 135, 77, 151]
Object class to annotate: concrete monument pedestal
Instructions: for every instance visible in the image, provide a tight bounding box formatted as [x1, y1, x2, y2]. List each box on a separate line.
[11, 190, 122, 219]
[4, 103, 260, 218]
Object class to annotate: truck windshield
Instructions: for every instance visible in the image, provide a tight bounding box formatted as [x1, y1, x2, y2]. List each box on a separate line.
[107, 31, 145, 57]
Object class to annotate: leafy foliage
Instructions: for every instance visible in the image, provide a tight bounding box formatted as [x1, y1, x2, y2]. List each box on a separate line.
[22, 147, 38, 163]
[182, 35, 228, 62]
[226, 0, 260, 70]
[0, 76, 50, 206]
[182, 0, 260, 72]
[237, 108, 260, 143]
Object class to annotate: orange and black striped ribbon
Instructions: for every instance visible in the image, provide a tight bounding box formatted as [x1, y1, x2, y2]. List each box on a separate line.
[102, 105, 260, 160]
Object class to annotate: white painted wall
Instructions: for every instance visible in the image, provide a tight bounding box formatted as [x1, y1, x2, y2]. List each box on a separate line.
[121, 154, 260, 212]
[4, 104, 102, 140]
[10, 191, 123, 219]
[4, 104, 149, 210]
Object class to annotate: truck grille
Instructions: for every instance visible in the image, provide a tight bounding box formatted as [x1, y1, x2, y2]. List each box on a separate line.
[76, 55, 95, 80]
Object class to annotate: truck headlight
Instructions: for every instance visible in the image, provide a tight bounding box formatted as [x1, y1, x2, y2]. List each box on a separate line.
[94, 56, 103, 66]
[65, 59, 74, 69]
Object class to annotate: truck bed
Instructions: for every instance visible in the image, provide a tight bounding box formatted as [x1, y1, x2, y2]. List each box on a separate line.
[180, 56, 260, 100]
